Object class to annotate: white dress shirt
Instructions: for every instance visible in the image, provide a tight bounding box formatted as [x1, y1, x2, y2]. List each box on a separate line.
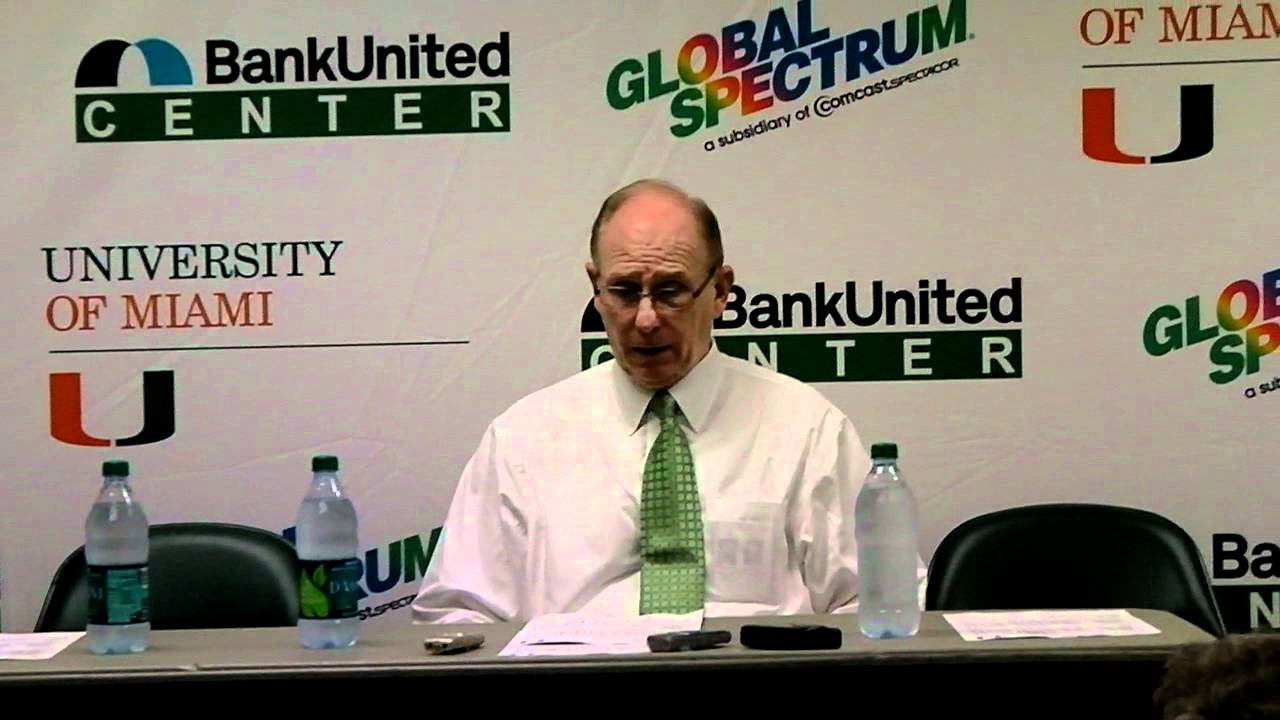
[411, 342, 925, 623]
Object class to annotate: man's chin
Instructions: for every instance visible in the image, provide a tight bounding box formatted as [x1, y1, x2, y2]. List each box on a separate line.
[621, 358, 679, 390]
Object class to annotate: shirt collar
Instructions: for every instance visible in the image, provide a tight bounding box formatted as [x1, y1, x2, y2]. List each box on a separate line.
[612, 341, 725, 435]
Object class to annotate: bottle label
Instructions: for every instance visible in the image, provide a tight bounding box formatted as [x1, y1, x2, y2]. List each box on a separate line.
[298, 559, 360, 620]
[87, 564, 150, 625]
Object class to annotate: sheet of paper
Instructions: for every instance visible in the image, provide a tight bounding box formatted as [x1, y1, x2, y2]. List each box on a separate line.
[943, 609, 1162, 641]
[499, 611, 703, 657]
[0, 632, 85, 660]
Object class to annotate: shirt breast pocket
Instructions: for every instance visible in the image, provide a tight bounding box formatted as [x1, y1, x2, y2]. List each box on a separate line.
[705, 499, 787, 604]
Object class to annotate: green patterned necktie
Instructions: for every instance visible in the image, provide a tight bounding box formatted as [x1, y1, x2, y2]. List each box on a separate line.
[638, 390, 706, 614]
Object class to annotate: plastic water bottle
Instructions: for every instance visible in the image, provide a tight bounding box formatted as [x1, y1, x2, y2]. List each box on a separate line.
[854, 442, 920, 638]
[85, 459, 150, 654]
[296, 455, 360, 649]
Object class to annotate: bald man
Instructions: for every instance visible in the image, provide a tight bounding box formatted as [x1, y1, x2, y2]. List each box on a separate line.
[412, 178, 922, 623]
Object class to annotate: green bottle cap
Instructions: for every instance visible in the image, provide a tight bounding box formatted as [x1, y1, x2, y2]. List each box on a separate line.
[870, 443, 898, 460]
[312, 455, 339, 472]
[102, 459, 129, 476]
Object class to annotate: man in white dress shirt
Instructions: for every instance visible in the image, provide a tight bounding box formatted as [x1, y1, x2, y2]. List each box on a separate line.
[412, 178, 922, 623]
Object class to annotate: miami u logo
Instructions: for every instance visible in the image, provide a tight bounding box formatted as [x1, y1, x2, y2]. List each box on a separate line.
[50, 370, 176, 447]
[75, 38, 192, 88]
[1082, 84, 1213, 164]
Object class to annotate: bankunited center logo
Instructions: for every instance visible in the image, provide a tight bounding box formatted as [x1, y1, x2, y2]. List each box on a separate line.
[77, 38, 194, 87]
[580, 278, 1023, 382]
[74, 32, 512, 143]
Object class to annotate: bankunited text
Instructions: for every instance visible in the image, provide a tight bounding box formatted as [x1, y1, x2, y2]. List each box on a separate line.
[203, 34, 510, 84]
[74, 32, 512, 143]
[582, 277, 1023, 382]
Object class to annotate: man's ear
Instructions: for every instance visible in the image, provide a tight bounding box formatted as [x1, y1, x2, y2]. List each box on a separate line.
[587, 260, 604, 313]
[713, 264, 735, 315]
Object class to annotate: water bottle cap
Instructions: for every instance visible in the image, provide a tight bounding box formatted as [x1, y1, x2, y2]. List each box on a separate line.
[870, 442, 898, 460]
[102, 459, 129, 476]
[312, 455, 339, 472]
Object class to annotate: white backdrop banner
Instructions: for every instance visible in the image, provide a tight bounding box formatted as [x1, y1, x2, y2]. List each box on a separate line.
[2, 0, 1276, 633]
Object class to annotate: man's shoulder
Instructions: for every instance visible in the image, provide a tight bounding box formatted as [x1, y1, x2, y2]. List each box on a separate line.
[490, 361, 614, 432]
[718, 351, 845, 416]
[715, 353, 866, 457]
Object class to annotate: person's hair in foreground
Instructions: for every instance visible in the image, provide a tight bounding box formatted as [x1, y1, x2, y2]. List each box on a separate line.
[1153, 633, 1280, 720]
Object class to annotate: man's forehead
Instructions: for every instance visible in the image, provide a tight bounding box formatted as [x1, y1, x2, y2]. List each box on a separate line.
[614, 185, 688, 212]
[596, 237, 705, 279]
[597, 191, 704, 264]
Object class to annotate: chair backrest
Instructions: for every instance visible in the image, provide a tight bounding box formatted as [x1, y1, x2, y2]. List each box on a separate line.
[35, 522, 299, 632]
[925, 503, 1226, 637]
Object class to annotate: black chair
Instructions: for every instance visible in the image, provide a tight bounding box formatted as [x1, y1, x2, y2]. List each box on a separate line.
[925, 503, 1227, 637]
[34, 522, 299, 632]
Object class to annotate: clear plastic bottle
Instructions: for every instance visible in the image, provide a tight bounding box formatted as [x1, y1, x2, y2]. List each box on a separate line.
[296, 455, 360, 649]
[854, 442, 921, 638]
[85, 459, 150, 654]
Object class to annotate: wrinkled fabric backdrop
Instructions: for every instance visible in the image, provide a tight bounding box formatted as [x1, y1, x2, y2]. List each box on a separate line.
[2, 0, 1275, 633]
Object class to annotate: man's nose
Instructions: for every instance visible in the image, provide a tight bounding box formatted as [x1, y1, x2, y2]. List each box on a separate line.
[634, 297, 661, 332]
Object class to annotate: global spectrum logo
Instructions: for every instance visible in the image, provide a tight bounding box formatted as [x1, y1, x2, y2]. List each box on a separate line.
[604, 0, 968, 138]
[1143, 268, 1279, 387]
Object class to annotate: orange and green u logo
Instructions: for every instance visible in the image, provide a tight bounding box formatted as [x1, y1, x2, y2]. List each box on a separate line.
[50, 370, 176, 447]
[1083, 84, 1213, 165]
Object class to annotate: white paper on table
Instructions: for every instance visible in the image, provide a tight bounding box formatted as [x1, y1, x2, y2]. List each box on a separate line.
[0, 632, 85, 660]
[499, 611, 703, 657]
[942, 609, 1162, 641]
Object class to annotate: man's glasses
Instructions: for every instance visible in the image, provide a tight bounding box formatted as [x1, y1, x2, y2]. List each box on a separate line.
[595, 265, 719, 311]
